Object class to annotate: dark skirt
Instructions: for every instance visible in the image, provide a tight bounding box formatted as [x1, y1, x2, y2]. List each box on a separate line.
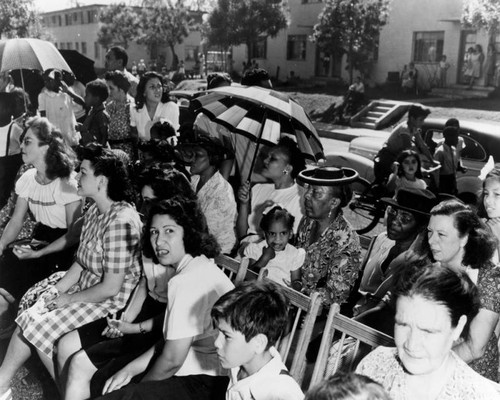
[0, 154, 23, 210]
[0, 223, 76, 299]
[77, 295, 166, 397]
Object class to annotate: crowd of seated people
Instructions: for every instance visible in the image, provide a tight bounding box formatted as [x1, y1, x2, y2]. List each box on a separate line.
[0, 61, 500, 400]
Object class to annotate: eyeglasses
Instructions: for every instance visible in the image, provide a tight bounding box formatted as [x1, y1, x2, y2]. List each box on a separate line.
[386, 205, 415, 225]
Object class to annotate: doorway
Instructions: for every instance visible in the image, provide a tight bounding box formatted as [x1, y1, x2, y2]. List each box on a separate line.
[458, 30, 476, 84]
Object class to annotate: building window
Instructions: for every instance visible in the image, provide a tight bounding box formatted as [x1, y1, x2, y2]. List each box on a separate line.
[81, 42, 87, 55]
[73, 12, 78, 22]
[94, 42, 100, 59]
[59, 43, 65, 50]
[250, 38, 267, 59]
[413, 31, 444, 62]
[80, 11, 84, 24]
[58, 15, 62, 26]
[287, 35, 307, 60]
[67, 42, 72, 50]
[184, 45, 199, 62]
[75, 42, 79, 52]
[88, 10, 95, 23]
[65, 14, 71, 26]
[51, 15, 56, 25]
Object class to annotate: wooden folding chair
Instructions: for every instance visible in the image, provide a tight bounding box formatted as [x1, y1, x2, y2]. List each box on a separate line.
[309, 303, 394, 388]
[257, 271, 323, 385]
[214, 254, 250, 284]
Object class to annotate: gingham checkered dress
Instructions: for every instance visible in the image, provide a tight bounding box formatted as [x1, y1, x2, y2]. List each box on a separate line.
[16, 201, 142, 358]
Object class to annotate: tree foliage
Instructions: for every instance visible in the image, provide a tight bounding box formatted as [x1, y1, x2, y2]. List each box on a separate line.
[0, 0, 38, 38]
[139, 0, 193, 70]
[312, 0, 390, 82]
[205, 0, 288, 63]
[97, 3, 141, 49]
[462, 0, 500, 34]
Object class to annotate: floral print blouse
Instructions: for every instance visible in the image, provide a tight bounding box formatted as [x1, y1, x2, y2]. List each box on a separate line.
[297, 211, 362, 307]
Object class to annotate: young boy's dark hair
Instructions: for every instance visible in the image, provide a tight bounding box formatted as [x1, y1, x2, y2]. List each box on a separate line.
[211, 280, 289, 348]
[86, 79, 109, 103]
[259, 205, 295, 233]
[443, 126, 459, 147]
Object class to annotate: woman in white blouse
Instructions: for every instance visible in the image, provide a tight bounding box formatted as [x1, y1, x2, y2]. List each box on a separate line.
[131, 72, 179, 143]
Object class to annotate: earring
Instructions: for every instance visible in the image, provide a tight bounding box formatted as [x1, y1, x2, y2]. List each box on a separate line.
[283, 169, 288, 175]
[328, 207, 333, 219]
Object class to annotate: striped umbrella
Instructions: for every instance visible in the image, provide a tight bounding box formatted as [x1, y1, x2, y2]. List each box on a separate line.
[192, 85, 324, 180]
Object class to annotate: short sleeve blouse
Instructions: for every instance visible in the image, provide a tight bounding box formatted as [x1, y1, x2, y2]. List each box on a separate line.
[130, 101, 180, 140]
[15, 168, 81, 229]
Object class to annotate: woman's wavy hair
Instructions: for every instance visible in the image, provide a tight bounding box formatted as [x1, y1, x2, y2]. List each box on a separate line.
[394, 261, 480, 340]
[135, 71, 171, 110]
[478, 168, 500, 218]
[104, 70, 131, 94]
[136, 165, 195, 203]
[274, 136, 306, 179]
[423, 199, 497, 269]
[142, 197, 221, 263]
[77, 143, 135, 203]
[24, 116, 76, 180]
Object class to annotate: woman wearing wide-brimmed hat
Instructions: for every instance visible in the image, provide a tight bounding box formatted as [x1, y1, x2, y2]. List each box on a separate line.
[295, 166, 362, 309]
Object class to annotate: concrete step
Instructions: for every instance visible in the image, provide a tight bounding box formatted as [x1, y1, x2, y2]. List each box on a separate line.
[431, 85, 495, 99]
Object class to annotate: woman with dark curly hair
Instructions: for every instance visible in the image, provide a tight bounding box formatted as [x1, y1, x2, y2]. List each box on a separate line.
[0, 144, 142, 399]
[425, 199, 500, 381]
[90, 197, 233, 400]
[56, 166, 196, 400]
[0, 116, 82, 337]
[236, 137, 306, 239]
[131, 72, 179, 143]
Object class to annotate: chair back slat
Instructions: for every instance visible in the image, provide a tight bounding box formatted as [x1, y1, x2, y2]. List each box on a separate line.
[214, 254, 249, 284]
[256, 273, 323, 385]
[309, 303, 394, 388]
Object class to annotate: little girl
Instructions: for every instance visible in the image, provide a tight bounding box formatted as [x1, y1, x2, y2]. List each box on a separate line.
[242, 206, 305, 288]
[387, 149, 427, 194]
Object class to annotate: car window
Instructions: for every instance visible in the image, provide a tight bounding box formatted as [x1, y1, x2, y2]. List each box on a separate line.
[460, 134, 487, 162]
[424, 129, 487, 162]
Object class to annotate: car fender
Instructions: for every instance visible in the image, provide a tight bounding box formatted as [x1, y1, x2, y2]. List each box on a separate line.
[324, 152, 375, 182]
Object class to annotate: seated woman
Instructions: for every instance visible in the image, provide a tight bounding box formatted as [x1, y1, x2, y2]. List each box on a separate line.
[187, 135, 236, 254]
[0, 144, 142, 400]
[356, 262, 500, 399]
[236, 137, 306, 240]
[295, 166, 362, 309]
[0, 116, 82, 335]
[56, 166, 197, 400]
[92, 198, 233, 400]
[425, 200, 500, 382]
[131, 72, 179, 143]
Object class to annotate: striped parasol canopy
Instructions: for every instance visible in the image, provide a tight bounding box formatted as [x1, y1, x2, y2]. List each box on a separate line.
[0, 38, 71, 73]
[191, 86, 324, 169]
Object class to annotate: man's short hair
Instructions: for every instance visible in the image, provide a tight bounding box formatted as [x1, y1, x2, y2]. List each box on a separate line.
[211, 281, 289, 348]
[241, 68, 272, 88]
[86, 79, 109, 103]
[109, 46, 128, 68]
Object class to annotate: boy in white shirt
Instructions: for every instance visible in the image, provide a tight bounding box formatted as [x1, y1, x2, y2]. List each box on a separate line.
[212, 281, 304, 400]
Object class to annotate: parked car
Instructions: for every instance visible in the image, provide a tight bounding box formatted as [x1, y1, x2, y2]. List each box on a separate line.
[326, 117, 500, 204]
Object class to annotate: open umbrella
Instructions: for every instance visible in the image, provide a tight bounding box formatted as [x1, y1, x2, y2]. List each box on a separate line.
[191, 85, 324, 180]
[59, 49, 97, 84]
[0, 38, 71, 74]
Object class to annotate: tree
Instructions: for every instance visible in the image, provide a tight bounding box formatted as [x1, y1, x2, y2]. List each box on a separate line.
[206, 0, 288, 64]
[97, 3, 141, 49]
[312, 0, 390, 82]
[462, 0, 500, 35]
[0, 0, 38, 38]
[139, 0, 193, 70]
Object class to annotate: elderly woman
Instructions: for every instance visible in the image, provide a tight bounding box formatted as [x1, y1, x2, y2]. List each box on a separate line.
[236, 137, 306, 239]
[425, 200, 500, 382]
[186, 135, 236, 254]
[105, 70, 136, 160]
[356, 263, 500, 399]
[295, 166, 362, 308]
[0, 145, 142, 400]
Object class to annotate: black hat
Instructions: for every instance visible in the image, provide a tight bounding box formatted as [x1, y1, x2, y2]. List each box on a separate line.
[297, 166, 358, 186]
[381, 188, 437, 217]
